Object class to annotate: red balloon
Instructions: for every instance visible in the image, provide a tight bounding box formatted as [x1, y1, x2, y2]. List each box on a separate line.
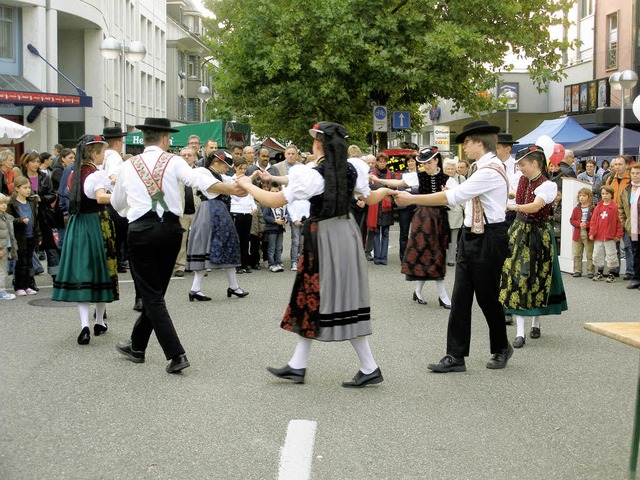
[549, 144, 565, 166]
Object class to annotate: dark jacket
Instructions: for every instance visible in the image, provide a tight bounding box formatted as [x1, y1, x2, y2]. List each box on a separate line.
[619, 184, 640, 235]
[0, 212, 18, 260]
[263, 205, 286, 234]
[7, 197, 41, 251]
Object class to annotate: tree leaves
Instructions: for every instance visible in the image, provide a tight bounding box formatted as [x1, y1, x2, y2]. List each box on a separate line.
[203, 0, 575, 147]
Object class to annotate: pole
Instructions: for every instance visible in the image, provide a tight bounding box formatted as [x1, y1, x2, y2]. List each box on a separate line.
[620, 87, 625, 155]
[506, 106, 510, 134]
[121, 43, 127, 154]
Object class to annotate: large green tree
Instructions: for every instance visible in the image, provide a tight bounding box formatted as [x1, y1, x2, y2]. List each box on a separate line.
[204, 0, 573, 147]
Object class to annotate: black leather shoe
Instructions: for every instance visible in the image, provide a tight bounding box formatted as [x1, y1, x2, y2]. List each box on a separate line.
[251, 264, 262, 271]
[267, 364, 306, 383]
[173, 270, 185, 278]
[133, 298, 143, 312]
[227, 287, 249, 298]
[166, 354, 190, 373]
[94, 323, 108, 336]
[505, 314, 514, 326]
[427, 355, 466, 373]
[623, 274, 633, 281]
[530, 327, 541, 339]
[412, 292, 426, 305]
[189, 291, 212, 302]
[486, 344, 514, 369]
[77, 327, 90, 345]
[438, 297, 452, 309]
[627, 281, 640, 290]
[116, 341, 145, 363]
[572, 272, 582, 278]
[117, 264, 128, 273]
[513, 336, 525, 348]
[342, 367, 384, 388]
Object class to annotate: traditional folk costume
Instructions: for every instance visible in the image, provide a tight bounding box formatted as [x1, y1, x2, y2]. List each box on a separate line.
[52, 135, 118, 344]
[499, 168, 567, 347]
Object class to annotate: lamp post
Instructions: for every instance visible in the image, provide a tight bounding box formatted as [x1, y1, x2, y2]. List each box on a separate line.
[501, 89, 518, 134]
[609, 70, 639, 155]
[196, 85, 211, 122]
[100, 37, 146, 152]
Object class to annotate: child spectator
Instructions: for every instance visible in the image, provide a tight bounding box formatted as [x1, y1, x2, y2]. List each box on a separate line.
[263, 182, 286, 272]
[230, 157, 255, 274]
[589, 185, 623, 282]
[7, 176, 40, 295]
[0, 193, 18, 300]
[570, 187, 595, 278]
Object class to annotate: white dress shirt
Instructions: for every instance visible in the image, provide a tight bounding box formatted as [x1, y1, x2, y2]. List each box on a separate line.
[282, 158, 371, 204]
[230, 173, 256, 214]
[102, 149, 124, 178]
[444, 152, 508, 227]
[84, 170, 112, 198]
[111, 146, 217, 222]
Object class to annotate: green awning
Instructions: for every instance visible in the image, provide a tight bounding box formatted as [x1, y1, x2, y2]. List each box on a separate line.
[126, 120, 251, 148]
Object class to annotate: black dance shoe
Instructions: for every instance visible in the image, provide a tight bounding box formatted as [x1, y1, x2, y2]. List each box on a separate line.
[94, 323, 108, 336]
[189, 291, 212, 302]
[486, 344, 514, 369]
[77, 327, 90, 345]
[412, 292, 426, 305]
[427, 355, 466, 373]
[227, 287, 249, 298]
[115, 341, 145, 363]
[513, 336, 525, 348]
[166, 354, 190, 374]
[342, 368, 384, 388]
[267, 364, 306, 384]
[438, 297, 452, 309]
[530, 327, 541, 339]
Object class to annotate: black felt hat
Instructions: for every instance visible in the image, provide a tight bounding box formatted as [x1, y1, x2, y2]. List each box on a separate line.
[455, 120, 500, 143]
[135, 117, 179, 133]
[497, 133, 517, 145]
[102, 126, 127, 139]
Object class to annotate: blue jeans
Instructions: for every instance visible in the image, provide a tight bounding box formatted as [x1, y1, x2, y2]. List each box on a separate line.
[267, 232, 283, 266]
[372, 225, 390, 264]
[290, 223, 302, 264]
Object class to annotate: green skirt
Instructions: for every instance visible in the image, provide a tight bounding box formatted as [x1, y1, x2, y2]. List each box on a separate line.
[52, 211, 119, 303]
[499, 218, 567, 316]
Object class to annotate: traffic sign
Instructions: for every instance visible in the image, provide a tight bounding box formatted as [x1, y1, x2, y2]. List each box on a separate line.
[393, 111, 410, 130]
[373, 106, 387, 132]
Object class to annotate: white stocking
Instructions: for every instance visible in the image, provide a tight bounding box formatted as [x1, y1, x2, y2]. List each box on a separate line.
[515, 315, 525, 338]
[288, 337, 312, 370]
[436, 280, 451, 304]
[190, 270, 206, 293]
[95, 303, 107, 326]
[78, 303, 90, 329]
[414, 281, 425, 301]
[225, 268, 239, 291]
[531, 316, 540, 329]
[349, 336, 378, 374]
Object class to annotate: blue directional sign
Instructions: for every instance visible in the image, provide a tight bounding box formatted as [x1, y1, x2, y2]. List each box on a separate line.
[393, 111, 410, 129]
[373, 105, 388, 132]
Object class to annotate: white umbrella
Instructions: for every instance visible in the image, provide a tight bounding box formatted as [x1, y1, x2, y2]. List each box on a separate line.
[0, 116, 34, 143]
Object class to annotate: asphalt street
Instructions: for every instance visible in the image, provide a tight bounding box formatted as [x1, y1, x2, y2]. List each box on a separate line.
[1, 228, 638, 480]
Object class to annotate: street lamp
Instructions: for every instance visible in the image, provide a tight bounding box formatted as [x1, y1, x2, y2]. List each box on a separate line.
[609, 70, 639, 155]
[501, 89, 518, 134]
[100, 37, 147, 152]
[196, 85, 211, 122]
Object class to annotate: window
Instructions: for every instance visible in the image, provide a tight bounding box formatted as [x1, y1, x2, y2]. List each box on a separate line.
[580, 0, 593, 19]
[606, 12, 618, 70]
[188, 98, 196, 121]
[0, 6, 15, 61]
[188, 55, 197, 78]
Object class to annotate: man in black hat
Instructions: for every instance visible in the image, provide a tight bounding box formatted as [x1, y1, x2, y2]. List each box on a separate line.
[395, 120, 513, 372]
[112, 117, 246, 374]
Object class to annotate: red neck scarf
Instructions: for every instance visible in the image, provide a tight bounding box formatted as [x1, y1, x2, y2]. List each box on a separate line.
[367, 168, 394, 231]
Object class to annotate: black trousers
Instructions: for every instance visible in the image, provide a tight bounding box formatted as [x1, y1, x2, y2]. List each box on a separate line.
[128, 212, 185, 360]
[232, 212, 253, 269]
[446, 224, 510, 357]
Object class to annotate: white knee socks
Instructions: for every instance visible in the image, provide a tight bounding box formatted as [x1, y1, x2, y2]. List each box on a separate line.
[414, 281, 425, 301]
[190, 270, 206, 293]
[95, 303, 107, 326]
[288, 337, 312, 369]
[225, 268, 239, 291]
[531, 316, 540, 329]
[515, 315, 526, 338]
[349, 337, 378, 374]
[436, 280, 451, 304]
[78, 303, 90, 329]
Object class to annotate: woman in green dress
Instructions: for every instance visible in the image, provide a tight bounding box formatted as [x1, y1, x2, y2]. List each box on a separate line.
[52, 135, 119, 345]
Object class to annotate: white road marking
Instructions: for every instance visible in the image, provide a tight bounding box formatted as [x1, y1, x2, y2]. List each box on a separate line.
[278, 419, 317, 480]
